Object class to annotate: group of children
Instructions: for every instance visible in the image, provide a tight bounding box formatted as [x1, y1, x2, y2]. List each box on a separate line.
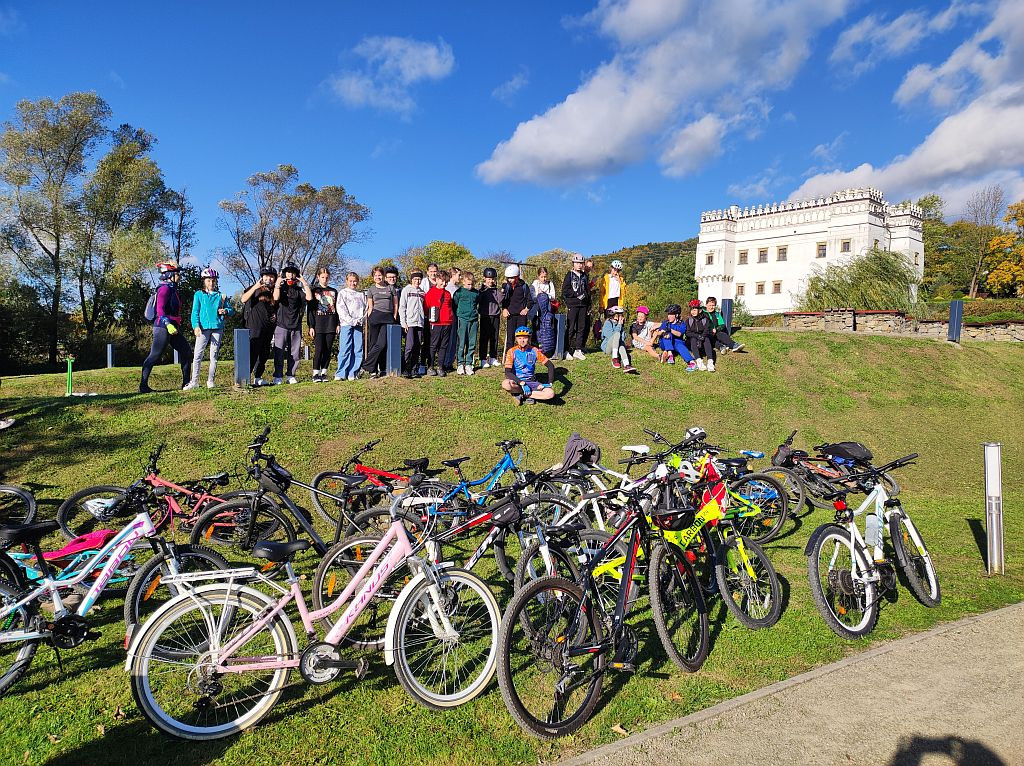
[626, 296, 744, 372]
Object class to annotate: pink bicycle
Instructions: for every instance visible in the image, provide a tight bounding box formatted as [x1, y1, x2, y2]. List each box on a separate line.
[126, 471, 500, 740]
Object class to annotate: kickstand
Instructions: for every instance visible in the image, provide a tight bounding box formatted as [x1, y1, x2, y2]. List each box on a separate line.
[51, 645, 64, 675]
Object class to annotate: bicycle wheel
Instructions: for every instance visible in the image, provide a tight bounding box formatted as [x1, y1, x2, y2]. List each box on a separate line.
[0, 581, 40, 697]
[888, 510, 940, 607]
[188, 500, 296, 570]
[497, 575, 604, 739]
[513, 538, 580, 591]
[347, 506, 425, 539]
[578, 528, 639, 618]
[56, 485, 128, 539]
[533, 477, 588, 513]
[0, 486, 36, 526]
[310, 535, 411, 650]
[309, 471, 374, 527]
[714, 535, 782, 629]
[687, 526, 717, 596]
[493, 494, 579, 582]
[0, 552, 24, 588]
[807, 525, 879, 639]
[392, 567, 500, 709]
[123, 544, 231, 630]
[728, 474, 788, 544]
[649, 542, 709, 672]
[795, 468, 836, 510]
[757, 468, 805, 520]
[129, 584, 295, 740]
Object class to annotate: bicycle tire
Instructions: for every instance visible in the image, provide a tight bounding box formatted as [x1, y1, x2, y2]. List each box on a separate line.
[0, 551, 25, 588]
[309, 471, 377, 527]
[496, 575, 604, 739]
[56, 485, 129, 539]
[392, 566, 500, 710]
[0, 485, 37, 526]
[346, 506, 426, 539]
[188, 499, 297, 568]
[493, 494, 579, 583]
[122, 544, 230, 630]
[807, 525, 879, 639]
[0, 580, 39, 698]
[129, 584, 294, 740]
[796, 468, 838, 510]
[714, 535, 782, 629]
[728, 473, 788, 544]
[888, 510, 941, 607]
[649, 541, 709, 672]
[513, 538, 580, 591]
[757, 468, 805, 520]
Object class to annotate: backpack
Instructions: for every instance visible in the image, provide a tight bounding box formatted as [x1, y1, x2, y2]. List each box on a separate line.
[144, 292, 158, 322]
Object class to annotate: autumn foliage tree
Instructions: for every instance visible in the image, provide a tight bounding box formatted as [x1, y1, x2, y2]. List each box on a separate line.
[985, 201, 1024, 298]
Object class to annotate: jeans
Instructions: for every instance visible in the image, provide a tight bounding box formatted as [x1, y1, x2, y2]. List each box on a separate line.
[249, 334, 272, 379]
[659, 336, 695, 363]
[272, 326, 302, 378]
[189, 329, 222, 386]
[605, 328, 631, 366]
[140, 325, 192, 389]
[336, 325, 363, 379]
[565, 306, 588, 354]
[456, 317, 478, 366]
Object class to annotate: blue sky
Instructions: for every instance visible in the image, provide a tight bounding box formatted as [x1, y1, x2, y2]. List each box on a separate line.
[2, 1, 1022, 276]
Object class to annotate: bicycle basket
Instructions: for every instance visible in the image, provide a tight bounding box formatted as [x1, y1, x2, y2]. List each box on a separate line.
[821, 441, 873, 464]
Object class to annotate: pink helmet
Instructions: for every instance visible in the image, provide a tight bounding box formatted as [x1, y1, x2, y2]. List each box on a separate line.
[636, 305, 649, 315]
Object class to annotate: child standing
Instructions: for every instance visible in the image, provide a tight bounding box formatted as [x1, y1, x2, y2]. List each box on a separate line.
[656, 304, 696, 370]
[601, 306, 638, 373]
[424, 271, 453, 377]
[399, 270, 426, 378]
[477, 267, 501, 367]
[452, 271, 480, 375]
[685, 299, 715, 371]
[535, 291, 557, 357]
[307, 267, 339, 383]
[335, 272, 367, 381]
[186, 267, 234, 390]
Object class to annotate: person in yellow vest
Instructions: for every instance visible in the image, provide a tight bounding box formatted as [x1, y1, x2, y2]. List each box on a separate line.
[594, 259, 627, 344]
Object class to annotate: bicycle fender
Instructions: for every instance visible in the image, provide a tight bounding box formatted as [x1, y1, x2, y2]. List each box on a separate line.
[382, 571, 431, 667]
[804, 523, 846, 556]
[123, 582, 295, 671]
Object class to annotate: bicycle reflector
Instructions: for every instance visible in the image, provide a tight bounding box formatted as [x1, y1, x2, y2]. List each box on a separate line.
[833, 499, 847, 511]
[684, 550, 697, 564]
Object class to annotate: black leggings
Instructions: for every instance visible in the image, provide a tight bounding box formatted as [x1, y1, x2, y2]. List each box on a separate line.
[249, 334, 272, 378]
[361, 313, 391, 373]
[141, 325, 192, 388]
[565, 306, 588, 354]
[687, 335, 715, 361]
[479, 315, 500, 360]
[313, 331, 336, 370]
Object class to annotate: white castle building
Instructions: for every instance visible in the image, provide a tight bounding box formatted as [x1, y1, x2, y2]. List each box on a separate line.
[695, 188, 923, 314]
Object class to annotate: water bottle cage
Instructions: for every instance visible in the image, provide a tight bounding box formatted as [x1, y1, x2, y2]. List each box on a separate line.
[835, 508, 854, 524]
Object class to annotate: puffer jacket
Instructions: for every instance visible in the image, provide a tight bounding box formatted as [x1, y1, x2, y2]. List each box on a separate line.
[536, 292, 556, 355]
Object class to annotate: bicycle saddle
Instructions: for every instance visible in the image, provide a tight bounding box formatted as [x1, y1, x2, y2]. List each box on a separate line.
[335, 474, 368, 488]
[201, 471, 230, 486]
[403, 458, 429, 472]
[719, 457, 748, 468]
[621, 445, 650, 455]
[0, 520, 60, 546]
[441, 456, 471, 468]
[739, 450, 765, 459]
[252, 539, 310, 563]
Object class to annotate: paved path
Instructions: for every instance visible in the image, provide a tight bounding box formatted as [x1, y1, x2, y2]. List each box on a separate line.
[559, 603, 1024, 766]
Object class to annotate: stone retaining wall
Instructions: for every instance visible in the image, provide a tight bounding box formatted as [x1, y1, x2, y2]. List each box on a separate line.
[780, 310, 1024, 342]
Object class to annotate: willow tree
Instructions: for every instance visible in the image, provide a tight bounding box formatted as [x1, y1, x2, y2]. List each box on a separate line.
[797, 248, 921, 312]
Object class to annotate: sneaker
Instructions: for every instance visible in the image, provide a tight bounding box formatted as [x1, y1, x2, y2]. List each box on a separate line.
[437, 367, 447, 377]
[612, 359, 622, 369]
[524, 397, 537, 405]
[489, 357, 499, 367]
[273, 377, 284, 385]
[457, 364, 465, 375]
[667, 354, 675, 365]
[686, 362, 697, 372]
[696, 359, 706, 371]
[466, 367, 474, 376]
[0, 417, 14, 430]
[334, 374, 344, 382]
[427, 368, 438, 377]
[624, 365, 639, 374]
[348, 374, 357, 381]
[254, 378, 265, 387]
[573, 350, 586, 361]
[707, 360, 716, 372]
[401, 370, 412, 379]
[182, 382, 197, 391]
[481, 359, 490, 369]
[732, 343, 745, 352]
[139, 384, 153, 394]
[207, 380, 215, 389]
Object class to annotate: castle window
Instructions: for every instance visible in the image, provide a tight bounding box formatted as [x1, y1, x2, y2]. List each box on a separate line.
[706, 253, 714, 265]
[777, 246, 787, 261]
[755, 282, 765, 295]
[738, 250, 748, 265]
[736, 284, 745, 297]
[816, 242, 827, 258]
[772, 281, 782, 294]
[914, 252, 920, 266]
[841, 239, 851, 253]
[758, 248, 768, 263]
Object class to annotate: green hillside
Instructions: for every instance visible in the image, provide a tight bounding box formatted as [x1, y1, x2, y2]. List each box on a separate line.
[0, 329, 1021, 766]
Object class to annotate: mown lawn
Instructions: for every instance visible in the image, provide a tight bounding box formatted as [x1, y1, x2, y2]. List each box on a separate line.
[0, 329, 1021, 766]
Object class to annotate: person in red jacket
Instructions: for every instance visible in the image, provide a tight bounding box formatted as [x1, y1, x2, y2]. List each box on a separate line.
[424, 270, 454, 377]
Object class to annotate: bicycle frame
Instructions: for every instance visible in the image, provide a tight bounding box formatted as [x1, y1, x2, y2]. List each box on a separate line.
[0, 513, 156, 642]
[838, 482, 894, 580]
[422, 451, 522, 519]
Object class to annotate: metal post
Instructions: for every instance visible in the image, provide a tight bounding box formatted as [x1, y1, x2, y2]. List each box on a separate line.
[303, 344, 310, 361]
[385, 324, 403, 376]
[554, 313, 566, 360]
[173, 349, 179, 365]
[948, 300, 963, 343]
[233, 328, 250, 387]
[984, 442, 1004, 575]
[721, 298, 734, 330]
[66, 356, 74, 397]
[106, 344, 115, 369]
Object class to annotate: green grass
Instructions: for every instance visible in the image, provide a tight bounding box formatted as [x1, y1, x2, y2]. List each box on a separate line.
[0, 330, 1021, 766]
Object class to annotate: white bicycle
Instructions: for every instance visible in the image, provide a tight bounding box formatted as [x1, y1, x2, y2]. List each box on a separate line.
[805, 452, 940, 639]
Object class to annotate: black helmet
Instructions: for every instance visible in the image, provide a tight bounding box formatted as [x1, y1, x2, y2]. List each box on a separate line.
[666, 303, 682, 315]
[650, 508, 694, 532]
[282, 262, 300, 277]
[483, 267, 497, 279]
[260, 267, 278, 278]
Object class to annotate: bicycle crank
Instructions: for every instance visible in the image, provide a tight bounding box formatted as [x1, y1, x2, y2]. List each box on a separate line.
[299, 641, 369, 684]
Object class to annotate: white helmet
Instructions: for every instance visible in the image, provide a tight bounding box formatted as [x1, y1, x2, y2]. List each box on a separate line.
[611, 259, 624, 270]
[686, 426, 707, 442]
[504, 264, 520, 278]
[571, 254, 585, 264]
[676, 460, 701, 484]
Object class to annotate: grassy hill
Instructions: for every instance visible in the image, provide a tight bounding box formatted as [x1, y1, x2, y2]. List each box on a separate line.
[0, 329, 1021, 766]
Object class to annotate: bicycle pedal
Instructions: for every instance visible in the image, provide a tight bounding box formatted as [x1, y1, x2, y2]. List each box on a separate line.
[354, 657, 370, 681]
[609, 661, 636, 674]
[85, 631, 102, 642]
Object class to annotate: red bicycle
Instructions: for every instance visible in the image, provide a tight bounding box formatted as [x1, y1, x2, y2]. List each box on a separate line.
[308, 439, 446, 530]
[56, 445, 265, 540]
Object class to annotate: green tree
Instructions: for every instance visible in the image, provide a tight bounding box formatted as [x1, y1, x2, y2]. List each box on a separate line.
[797, 248, 920, 312]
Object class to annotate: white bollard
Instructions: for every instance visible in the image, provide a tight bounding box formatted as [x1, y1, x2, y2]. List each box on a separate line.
[984, 442, 1004, 575]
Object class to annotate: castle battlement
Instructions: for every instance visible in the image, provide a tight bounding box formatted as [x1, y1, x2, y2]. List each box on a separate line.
[700, 187, 889, 222]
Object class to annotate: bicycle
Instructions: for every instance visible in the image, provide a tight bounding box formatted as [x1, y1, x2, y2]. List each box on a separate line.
[496, 482, 709, 739]
[804, 452, 938, 639]
[0, 485, 36, 526]
[127, 476, 501, 740]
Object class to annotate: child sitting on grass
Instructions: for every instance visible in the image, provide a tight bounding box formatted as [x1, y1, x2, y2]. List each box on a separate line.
[502, 326, 556, 405]
[655, 304, 696, 371]
[601, 306, 638, 373]
[685, 299, 715, 371]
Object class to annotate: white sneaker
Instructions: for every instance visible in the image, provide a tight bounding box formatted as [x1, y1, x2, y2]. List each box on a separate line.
[573, 350, 586, 361]
[466, 367, 475, 376]
[273, 377, 283, 385]
[481, 359, 490, 369]
[254, 377, 265, 387]
[489, 357, 499, 367]
[182, 382, 198, 391]
[695, 359, 706, 371]
[457, 364, 465, 375]
[206, 380, 215, 389]
[287, 376, 298, 384]
[348, 375, 357, 381]
[707, 360, 715, 372]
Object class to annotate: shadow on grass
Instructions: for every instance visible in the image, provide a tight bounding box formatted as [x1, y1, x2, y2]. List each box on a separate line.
[967, 518, 988, 570]
[888, 734, 1006, 766]
[42, 719, 232, 766]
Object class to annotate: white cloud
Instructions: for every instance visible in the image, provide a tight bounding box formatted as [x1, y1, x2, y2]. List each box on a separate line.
[0, 7, 20, 36]
[328, 36, 455, 117]
[797, 0, 1024, 211]
[492, 70, 529, 104]
[727, 162, 790, 199]
[477, 0, 851, 185]
[660, 114, 726, 177]
[108, 70, 125, 89]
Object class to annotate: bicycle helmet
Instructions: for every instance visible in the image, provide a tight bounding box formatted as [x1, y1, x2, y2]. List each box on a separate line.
[514, 326, 531, 337]
[675, 459, 701, 484]
[651, 508, 693, 532]
[201, 267, 219, 279]
[571, 254, 585, 264]
[282, 262, 300, 277]
[636, 305, 649, 316]
[688, 299, 702, 308]
[666, 303, 682, 315]
[611, 259, 624, 270]
[260, 266, 278, 277]
[483, 267, 497, 279]
[504, 264, 520, 278]
[156, 261, 179, 274]
[686, 426, 707, 442]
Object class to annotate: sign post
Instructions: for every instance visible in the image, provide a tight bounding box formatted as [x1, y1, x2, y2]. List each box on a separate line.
[233, 328, 250, 387]
[385, 325, 403, 376]
[984, 442, 1004, 575]
[948, 300, 963, 343]
[721, 298, 734, 330]
[106, 344, 115, 369]
[554, 313, 566, 360]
